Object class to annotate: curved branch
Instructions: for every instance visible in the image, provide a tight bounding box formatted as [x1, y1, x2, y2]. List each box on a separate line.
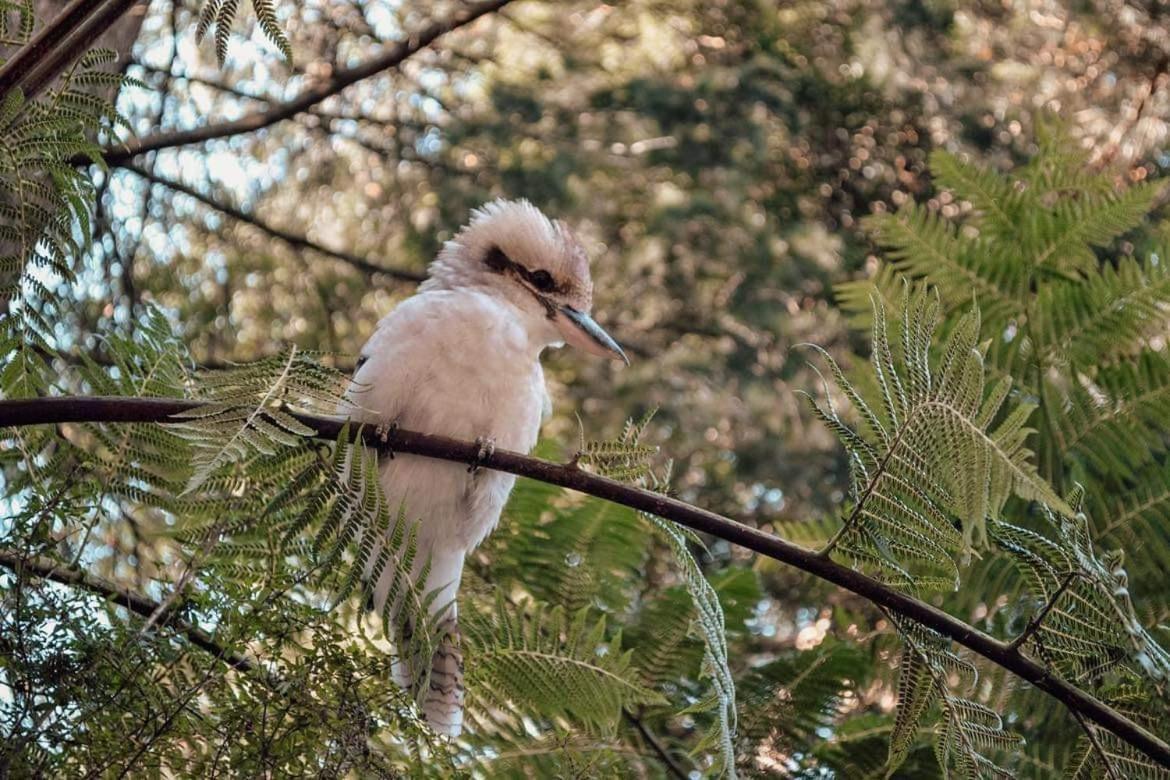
[94, 0, 514, 166]
[624, 709, 690, 779]
[1, 395, 1169, 768]
[123, 164, 425, 283]
[0, 547, 256, 675]
[0, 0, 143, 101]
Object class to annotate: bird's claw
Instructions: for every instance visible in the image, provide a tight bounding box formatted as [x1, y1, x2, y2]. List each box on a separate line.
[469, 436, 495, 474]
[376, 420, 399, 458]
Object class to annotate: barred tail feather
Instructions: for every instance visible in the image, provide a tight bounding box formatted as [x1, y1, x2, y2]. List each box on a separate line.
[390, 609, 465, 736]
[422, 614, 464, 736]
[371, 542, 467, 736]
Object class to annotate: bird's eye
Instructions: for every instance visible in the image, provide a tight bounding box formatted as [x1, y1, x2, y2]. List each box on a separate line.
[530, 270, 555, 292]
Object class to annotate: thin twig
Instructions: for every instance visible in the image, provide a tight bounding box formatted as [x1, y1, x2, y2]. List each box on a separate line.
[87, 0, 514, 166]
[623, 709, 690, 779]
[1009, 570, 1083, 651]
[0, 547, 256, 675]
[137, 518, 224, 636]
[1072, 708, 1124, 780]
[123, 163, 425, 283]
[1, 395, 1169, 768]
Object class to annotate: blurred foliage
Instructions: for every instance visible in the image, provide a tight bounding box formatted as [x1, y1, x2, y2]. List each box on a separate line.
[5, 0, 1170, 776]
[828, 132, 1170, 776]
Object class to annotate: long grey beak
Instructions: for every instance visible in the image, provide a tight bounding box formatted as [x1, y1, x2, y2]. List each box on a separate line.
[554, 306, 629, 365]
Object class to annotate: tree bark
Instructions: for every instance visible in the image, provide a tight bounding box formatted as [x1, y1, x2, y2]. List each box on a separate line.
[0, 0, 147, 100]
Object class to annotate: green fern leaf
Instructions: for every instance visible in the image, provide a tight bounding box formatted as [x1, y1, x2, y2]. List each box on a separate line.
[195, 0, 291, 64]
[808, 285, 1068, 578]
[929, 150, 1027, 239]
[465, 595, 667, 730]
[165, 347, 347, 491]
[863, 204, 1024, 320]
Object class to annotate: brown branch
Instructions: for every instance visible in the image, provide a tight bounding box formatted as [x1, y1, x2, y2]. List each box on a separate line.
[1008, 570, 1084, 651]
[1, 395, 1170, 769]
[1073, 708, 1125, 780]
[123, 163, 425, 283]
[0, 547, 256, 675]
[93, 0, 514, 166]
[623, 709, 689, 779]
[133, 62, 434, 132]
[0, 0, 142, 101]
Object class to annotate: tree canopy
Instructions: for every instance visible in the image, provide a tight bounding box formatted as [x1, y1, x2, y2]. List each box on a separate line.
[4, 0, 1170, 777]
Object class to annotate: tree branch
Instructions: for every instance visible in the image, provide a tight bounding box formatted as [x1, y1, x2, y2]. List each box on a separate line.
[0, 0, 142, 101]
[93, 0, 514, 166]
[0, 547, 256, 675]
[1008, 570, 1083, 651]
[123, 163, 425, 283]
[623, 709, 690, 779]
[2, 395, 1169, 769]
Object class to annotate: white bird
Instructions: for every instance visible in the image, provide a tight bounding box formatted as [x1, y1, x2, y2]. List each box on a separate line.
[342, 199, 627, 736]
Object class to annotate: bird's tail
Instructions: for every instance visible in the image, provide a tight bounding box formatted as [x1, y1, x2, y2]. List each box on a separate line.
[371, 544, 466, 736]
[395, 608, 464, 736]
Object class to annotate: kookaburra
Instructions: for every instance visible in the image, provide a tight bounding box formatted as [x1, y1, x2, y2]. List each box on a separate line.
[343, 200, 626, 736]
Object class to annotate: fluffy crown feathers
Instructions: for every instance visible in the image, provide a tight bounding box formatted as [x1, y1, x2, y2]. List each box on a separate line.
[423, 199, 594, 311]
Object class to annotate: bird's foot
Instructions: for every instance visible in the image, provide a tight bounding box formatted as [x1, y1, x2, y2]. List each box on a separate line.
[468, 436, 496, 474]
[375, 419, 399, 458]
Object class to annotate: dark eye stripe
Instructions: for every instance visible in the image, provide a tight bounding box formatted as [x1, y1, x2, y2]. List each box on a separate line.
[483, 245, 565, 294]
[530, 270, 555, 292]
[484, 246, 511, 272]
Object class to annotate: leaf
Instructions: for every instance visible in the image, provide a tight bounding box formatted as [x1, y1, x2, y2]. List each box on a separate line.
[166, 347, 348, 491]
[808, 284, 1068, 581]
[466, 595, 667, 730]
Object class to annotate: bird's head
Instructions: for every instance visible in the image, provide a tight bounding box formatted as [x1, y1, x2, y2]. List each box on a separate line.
[422, 199, 627, 364]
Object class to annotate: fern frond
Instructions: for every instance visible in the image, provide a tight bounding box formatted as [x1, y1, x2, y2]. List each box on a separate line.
[863, 204, 1024, 320]
[1026, 182, 1160, 275]
[888, 618, 1022, 778]
[1066, 686, 1170, 779]
[834, 261, 907, 329]
[1033, 256, 1170, 368]
[929, 149, 1027, 240]
[808, 285, 1066, 577]
[575, 408, 658, 482]
[465, 595, 666, 730]
[165, 347, 348, 491]
[251, 0, 292, 61]
[992, 493, 1170, 690]
[474, 728, 649, 776]
[492, 485, 648, 613]
[642, 511, 739, 776]
[808, 712, 939, 778]
[0, 50, 136, 384]
[572, 413, 742, 775]
[628, 567, 757, 696]
[735, 640, 869, 773]
[195, 0, 291, 63]
[1089, 464, 1170, 599]
[1057, 352, 1170, 479]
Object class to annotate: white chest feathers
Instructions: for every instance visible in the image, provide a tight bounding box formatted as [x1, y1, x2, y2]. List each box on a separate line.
[347, 289, 549, 453]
